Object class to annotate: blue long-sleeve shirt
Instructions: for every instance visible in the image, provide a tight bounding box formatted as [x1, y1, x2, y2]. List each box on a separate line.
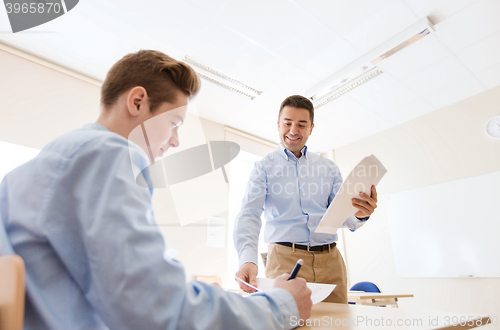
[0, 123, 299, 330]
[234, 144, 367, 267]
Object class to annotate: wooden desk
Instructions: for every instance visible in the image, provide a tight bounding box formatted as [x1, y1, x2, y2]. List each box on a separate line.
[297, 303, 491, 329]
[348, 292, 414, 308]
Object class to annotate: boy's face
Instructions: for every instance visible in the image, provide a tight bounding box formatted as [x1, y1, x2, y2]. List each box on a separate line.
[139, 92, 188, 162]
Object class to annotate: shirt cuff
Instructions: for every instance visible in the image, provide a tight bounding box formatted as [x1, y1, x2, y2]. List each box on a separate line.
[257, 288, 300, 330]
[345, 214, 369, 232]
[239, 249, 259, 268]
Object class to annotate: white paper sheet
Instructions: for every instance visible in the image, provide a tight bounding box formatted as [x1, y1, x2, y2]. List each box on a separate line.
[315, 154, 387, 234]
[254, 278, 336, 305]
[235, 277, 260, 292]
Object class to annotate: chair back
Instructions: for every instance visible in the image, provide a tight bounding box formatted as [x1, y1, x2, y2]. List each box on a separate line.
[0, 255, 26, 330]
[350, 281, 381, 293]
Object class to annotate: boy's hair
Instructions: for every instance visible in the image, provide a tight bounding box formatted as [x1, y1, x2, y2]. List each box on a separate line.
[279, 95, 314, 124]
[101, 50, 200, 112]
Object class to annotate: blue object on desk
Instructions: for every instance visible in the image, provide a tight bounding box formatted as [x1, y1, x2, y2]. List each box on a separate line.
[349, 281, 382, 305]
[350, 281, 381, 293]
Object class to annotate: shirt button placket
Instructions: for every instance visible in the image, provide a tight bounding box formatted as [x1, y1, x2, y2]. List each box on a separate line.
[299, 161, 307, 215]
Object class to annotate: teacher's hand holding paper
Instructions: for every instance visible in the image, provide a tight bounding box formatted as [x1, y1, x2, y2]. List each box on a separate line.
[235, 262, 259, 293]
[352, 185, 378, 218]
[315, 154, 387, 234]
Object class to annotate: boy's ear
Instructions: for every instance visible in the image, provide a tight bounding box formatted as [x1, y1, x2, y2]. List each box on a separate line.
[127, 86, 148, 117]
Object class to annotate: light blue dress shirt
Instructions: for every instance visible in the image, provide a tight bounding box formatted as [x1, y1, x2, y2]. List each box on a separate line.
[234, 144, 367, 267]
[0, 123, 299, 330]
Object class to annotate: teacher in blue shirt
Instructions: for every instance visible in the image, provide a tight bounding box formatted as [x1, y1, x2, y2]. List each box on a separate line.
[0, 51, 312, 329]
[234, 95, 378, 303]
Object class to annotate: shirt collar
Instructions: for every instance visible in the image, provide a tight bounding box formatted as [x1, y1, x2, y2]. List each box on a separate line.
[83, 123, 110, 132]
[277, 144, 308, 161]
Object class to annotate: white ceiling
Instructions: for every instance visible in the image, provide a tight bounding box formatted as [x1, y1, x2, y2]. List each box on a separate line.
[1, 0, 500, 152]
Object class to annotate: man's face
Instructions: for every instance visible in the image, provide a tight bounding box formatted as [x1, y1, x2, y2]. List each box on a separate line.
[141, 92, 188, 161]
[277, 106, 314, 155]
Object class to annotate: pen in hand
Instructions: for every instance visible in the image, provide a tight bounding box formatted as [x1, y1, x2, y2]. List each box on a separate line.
[288, 259, 303, 280]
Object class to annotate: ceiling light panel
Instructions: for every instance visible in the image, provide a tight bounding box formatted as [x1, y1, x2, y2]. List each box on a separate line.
[312, 68, 384, 108]
[183, 55, 263, 100]
[306, 18, 434, 108]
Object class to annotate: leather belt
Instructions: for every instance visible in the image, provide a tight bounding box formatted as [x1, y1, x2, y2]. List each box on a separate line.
[276, 242, 336, 252]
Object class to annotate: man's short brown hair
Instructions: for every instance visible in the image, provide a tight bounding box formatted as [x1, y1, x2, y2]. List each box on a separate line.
[101, 50, 200, 112]
[279, 95, 314, 124]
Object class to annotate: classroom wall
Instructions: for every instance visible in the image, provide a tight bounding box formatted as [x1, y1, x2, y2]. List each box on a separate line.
[0, 48, 101, 149]
[333, 86, 500, 322]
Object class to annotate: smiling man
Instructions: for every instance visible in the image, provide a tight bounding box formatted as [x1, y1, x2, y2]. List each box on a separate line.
[234, 95, 378, 303]
[0, 51, 312, 329]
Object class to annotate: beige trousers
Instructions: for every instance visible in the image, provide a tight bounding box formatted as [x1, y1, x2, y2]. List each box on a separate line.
[265, 243, 348, 303]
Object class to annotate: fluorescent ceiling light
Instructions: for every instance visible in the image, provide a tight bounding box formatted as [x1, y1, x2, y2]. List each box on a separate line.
[307, 18, 435, 108]
[313, 68, 383, 108]
[182, 56, 262, 100]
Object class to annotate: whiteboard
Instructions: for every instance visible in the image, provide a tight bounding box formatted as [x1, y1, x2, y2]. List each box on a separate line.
[385, 170, 500, 278]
